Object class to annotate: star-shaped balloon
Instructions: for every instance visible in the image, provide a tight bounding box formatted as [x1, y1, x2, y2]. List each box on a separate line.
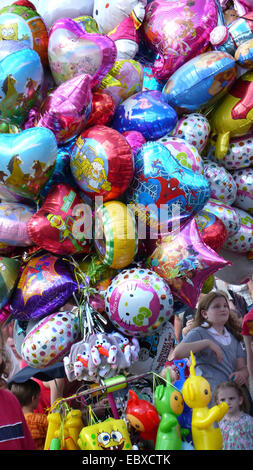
[146, 218, 231, 308]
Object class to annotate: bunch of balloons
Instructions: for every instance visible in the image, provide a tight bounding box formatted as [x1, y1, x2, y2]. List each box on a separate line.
[0, 0, 253, 450]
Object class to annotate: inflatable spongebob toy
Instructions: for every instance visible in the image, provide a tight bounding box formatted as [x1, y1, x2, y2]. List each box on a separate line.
[78, 418, 132, 450]
[182, 352, 228, 450]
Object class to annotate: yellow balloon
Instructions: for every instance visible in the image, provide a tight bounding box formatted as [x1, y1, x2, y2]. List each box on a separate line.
[78, 418, 132, 450]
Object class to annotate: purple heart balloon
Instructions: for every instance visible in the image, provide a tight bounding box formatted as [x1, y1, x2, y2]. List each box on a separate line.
[48, 17, 117, 89]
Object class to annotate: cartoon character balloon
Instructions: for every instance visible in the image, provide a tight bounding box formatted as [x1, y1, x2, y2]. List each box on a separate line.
[141, 0, 219, 80]
[156, 135, 204, 174]
[210, 11, 253, 57]
[36, 0, 95, 30]
[93, 0, 147, 34]
[104, 267, 174, 337]
[78, 418, 133, 450]
[126, 389, 160, 443]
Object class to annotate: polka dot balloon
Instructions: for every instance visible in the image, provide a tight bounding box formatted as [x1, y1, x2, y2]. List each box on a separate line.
[171, 113, 211, 154]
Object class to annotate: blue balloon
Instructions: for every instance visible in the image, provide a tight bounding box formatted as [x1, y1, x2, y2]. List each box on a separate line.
[112, 90, 178, 140]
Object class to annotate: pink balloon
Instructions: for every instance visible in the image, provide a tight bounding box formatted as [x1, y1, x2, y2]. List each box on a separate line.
[34, 74, 92, 144]
[147, 218, 230, 308]
[141, 0, 218, 80]
[122, 130, 146, 154]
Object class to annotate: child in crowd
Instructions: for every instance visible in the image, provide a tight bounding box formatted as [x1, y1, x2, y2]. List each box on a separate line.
[214, 381, 253, 450]
[173, 291, 249, 405]
[10, 380, 48, 450]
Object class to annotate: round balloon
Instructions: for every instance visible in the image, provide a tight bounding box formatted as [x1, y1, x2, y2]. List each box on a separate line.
[203, 162, 237, 205]
[0, 256, 20, 309]
[195, 209, 227, 252]
[235, 38, 253, 69]
[104, 268, 174, 337]
[207, 133, 253, 170]
[171, 113, 211, 154]
[141, 0, 218, 80]
[0, 2, 48, 66]
[21, 311, 80, 368]
[10, 254, 79, 321]
[123, 131, 146, 155]
[163, 51, 236, 113]
[203, 198, 240, 236]
[85, 92, 116, 128]
[27, 184, 92, 255]
[232, 167, 253, 214]
[48, 17, 117, 89]
[156, 135, 204, 174]
[0, 202, 35, 247]
[223, 207, 253, 253]
[0, 127, 58, 202]
[70, 125, 134, 201]
[112, 90, 178, 140]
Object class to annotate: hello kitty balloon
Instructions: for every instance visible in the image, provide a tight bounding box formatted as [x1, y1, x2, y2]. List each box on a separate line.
[36, 0, 95, 30]
[105, 268, 174, 337]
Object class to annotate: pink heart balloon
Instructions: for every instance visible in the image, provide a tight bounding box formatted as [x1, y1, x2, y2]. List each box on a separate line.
[48, 17, 117, 88]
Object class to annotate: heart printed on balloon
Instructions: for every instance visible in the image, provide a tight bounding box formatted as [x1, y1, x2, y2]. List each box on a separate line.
[126, 141, 210, 232]
[0, 43, 43, 126]
[27, 184, 92, 255]
[48, 17, 117, 88]
[112, 90, 178, 140]
[0, 127, 58, 202]
[147, 218, 230, 308]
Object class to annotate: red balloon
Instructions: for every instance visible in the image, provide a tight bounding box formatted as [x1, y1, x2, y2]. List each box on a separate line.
[27, 183, 92, 255]
[195, 210, 228, 252]
[70, 125, 134, 201]
[85, 92, 116, 128]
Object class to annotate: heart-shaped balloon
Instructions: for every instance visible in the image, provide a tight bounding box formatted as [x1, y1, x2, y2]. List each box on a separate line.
[48, 17, 117, 88]
[0, 202, 35, 247]
[112, 90, 178, 140]
[172, 113, 211, 154]
[223, 207, 253, 253]
[97, 59, 144, 107]
[147, 218, 230, 308]
[10, 253, 79, 321]
[203, 162, 237, 205]
[203, 198, 240, 236]
[232, 168, 253, 214]
[0, 43, 43, 126]
[70, 125, 134, 201]
[156, 135, 204, 174]
[0, 2, 48, 66]
[27, 184, 92, 255]
[40, 147, 77, 199]
[195, 209, 227, 252]
[34, 74, 92, 145]
[0, 256, 20, 309]
[0, 127, 58, 202]
[141, 0, 218, 80]
[126, 141, 210, 231]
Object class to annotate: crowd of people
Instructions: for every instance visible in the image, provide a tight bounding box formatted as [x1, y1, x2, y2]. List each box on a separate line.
[1, 278, 253, 451]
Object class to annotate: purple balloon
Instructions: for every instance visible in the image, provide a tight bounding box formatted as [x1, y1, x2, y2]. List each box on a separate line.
[10, 253, 79, 321]
[34, 74, 92, 144]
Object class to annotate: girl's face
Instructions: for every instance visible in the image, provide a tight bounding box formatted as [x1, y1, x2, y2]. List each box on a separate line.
[217, 386, 243, 417]
[202, 296, 230, 328]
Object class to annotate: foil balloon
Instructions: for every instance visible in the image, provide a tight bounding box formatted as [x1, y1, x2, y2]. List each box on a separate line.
[126, 141, 210, 232]
[147, 218, 231, 308]
[0, 42, 43, 126]
[0, 127, 58, 202]
[34, 74, 92, 145]
[233, 167, 253, 213]
[97, 59, 144, 107]
[94, 200, 138, 269]
[223, 206, 253, 253]
[203, 198, 240, 236]
[27, 184, 92, 256]
[70, 125, 134, 201]
[10, 253, 79, 321]
[78, 418, 133, 451]
[142, 60, 166, 92]
[36, 0, 94, 30]
[0, 256, 20, 309]
[48, 18, 117, 89]
[210, 12, 253, 57]
[207, 133, 253, 170]
[93, 0, 147, 35]
[112, 90, 178, 140]
[203, 162, 237, 205]
[123, 131, 146, 155]
[107, 15, 140, 61]
[104, 267, 174, 337]
[21, 311, 81, 368]
[85, 92, 116, 128]
[156, 135, 204, 174]
[210, 70, 253, 160]
[195, 209, 228, 252]
[235, 38, 253, 69]
[141, 0, 219, 80]
[163, 51, 236, 113]
[0, 202, 35, 247]
[40, 147, 77, 199]
[0, 2, 48, 66]
[215, 248, 253, 284]
[171, 113, 211, 154]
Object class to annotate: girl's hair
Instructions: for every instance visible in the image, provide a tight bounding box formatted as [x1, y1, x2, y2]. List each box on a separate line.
[191, 290, 243, 342]
[213, 381, 250, 414]
[0, 326, 12, 387]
